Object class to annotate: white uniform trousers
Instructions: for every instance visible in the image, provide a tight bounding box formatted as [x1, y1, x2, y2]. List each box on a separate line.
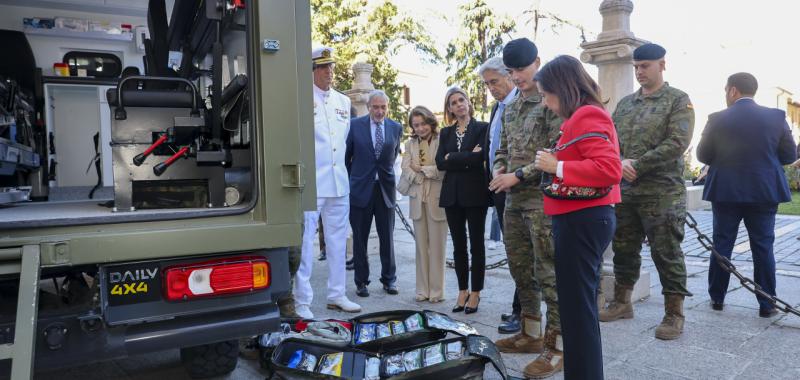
[294, 195, 349, 306]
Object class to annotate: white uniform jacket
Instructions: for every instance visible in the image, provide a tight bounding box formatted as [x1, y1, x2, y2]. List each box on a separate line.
[313, 85, 351, 198]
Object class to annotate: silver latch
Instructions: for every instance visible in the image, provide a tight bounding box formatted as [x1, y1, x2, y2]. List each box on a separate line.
[263, 39, 280, 52]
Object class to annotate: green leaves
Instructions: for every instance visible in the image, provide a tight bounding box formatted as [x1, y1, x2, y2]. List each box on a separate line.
[311, 0, 441, 122]
[445, 0, 515, 118]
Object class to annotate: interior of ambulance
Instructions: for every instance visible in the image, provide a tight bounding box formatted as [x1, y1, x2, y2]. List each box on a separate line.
[0, 0, 256, 229]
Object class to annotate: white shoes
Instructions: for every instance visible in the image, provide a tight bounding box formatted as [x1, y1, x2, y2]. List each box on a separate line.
[487, 240, 497, 250]
[296, 304, 314, 319]
[326, 296, 362, 313]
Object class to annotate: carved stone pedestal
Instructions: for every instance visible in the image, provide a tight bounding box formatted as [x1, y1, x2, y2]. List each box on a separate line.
[582, 0, 651, 306]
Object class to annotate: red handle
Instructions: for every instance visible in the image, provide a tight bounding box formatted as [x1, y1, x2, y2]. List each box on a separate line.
[164, 146, 190, 166]
[142, 134, 168, 157]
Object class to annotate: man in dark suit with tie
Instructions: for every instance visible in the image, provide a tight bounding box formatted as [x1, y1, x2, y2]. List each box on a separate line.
[346, 89, 403, 297]
[697, 72, 797, 318]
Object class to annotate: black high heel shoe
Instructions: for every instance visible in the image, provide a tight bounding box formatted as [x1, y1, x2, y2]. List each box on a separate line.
[464, 296, 481, 314]
[452, 294, 470, 313]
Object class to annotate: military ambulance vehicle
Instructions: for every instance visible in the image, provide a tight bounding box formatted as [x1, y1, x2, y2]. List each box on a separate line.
[0, 0, 314, 378]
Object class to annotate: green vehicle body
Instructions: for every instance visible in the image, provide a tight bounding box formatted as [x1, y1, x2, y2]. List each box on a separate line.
[0, 1, 317, 378]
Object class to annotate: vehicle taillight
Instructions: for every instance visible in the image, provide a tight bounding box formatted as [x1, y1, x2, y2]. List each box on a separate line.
[164, 256, 270, 301]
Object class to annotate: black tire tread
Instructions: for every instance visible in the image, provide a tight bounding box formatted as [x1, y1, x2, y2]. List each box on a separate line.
[180, 340, 239, 379]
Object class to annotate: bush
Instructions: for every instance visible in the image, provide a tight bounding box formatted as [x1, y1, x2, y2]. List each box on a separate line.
[785, 165, 800, 191]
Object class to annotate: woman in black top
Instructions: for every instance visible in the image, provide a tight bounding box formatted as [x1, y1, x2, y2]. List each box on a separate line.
[435, 86, 490, 314]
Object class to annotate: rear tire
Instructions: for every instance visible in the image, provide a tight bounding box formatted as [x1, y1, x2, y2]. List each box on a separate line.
[180, 340, 239, 378]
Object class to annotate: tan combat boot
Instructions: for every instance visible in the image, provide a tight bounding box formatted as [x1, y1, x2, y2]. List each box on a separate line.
[494, 313, 544, 353]
[599, 283, 634, 322]
[655, 294, 685, 340]
[523, 328, 564, 379]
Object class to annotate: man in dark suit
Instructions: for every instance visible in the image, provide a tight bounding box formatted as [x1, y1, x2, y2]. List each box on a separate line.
[479, 56, 522, 334]
[346, 89, 403, 297]
[697, 72, 797, 318]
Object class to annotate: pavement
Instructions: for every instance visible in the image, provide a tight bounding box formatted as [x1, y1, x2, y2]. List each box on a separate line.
[37, 199, 800, 380]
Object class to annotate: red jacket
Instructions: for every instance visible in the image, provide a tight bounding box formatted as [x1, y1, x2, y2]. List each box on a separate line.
[544, 105, 622, 216]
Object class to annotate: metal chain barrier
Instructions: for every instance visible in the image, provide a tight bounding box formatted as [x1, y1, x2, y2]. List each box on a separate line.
[445, 257, 509, 271]
[395, 204, 415, 238]
[685, 212, 799, 317]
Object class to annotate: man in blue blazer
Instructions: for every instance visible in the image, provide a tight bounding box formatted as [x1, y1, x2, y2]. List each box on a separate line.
[346, 90, 403, 297]
[696, 72, 797, 317]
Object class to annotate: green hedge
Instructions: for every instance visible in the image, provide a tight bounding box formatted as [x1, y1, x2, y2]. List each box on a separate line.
[786, 165, 800, 191]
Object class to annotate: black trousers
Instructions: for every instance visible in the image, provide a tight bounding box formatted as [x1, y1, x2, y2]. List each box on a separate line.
[552, 205, 615, 380]
[351, 182, 397, 287]
[445, 206, 488, 291]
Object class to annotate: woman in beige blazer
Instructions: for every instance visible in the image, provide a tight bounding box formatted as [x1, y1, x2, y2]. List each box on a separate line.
[401, 106, 448, 303]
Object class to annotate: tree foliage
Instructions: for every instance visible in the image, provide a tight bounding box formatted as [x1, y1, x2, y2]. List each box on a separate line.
[445, 0, 515, 118]
[311, 0, 440, 122]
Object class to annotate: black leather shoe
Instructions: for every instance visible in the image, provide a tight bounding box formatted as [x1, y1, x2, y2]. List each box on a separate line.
[356, 285, 369, 298]
[452, 295, 469, 313]
[711, 301, 724, 311]
[501, 312, 514, 322]
[318, 251, 326, 261]
[759, 308, 779, 318]
[383, 283, 399, 295]
[498, 313, 521, 334]
[464, 296, 480, 314]
[346, 260, 354, 271]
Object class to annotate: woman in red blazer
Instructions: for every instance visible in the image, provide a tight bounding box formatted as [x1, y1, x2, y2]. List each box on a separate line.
[533, 55, 622, 380]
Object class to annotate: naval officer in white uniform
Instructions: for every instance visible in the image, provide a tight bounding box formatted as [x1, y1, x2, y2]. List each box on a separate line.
[294, 46, 362, 318]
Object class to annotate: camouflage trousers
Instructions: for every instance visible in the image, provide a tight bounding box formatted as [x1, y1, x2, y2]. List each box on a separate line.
[503, 205, 560, 331]
[612, 195, 690, 296]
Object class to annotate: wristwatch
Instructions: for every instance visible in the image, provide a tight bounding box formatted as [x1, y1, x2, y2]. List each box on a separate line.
[514, 168, 524, 181]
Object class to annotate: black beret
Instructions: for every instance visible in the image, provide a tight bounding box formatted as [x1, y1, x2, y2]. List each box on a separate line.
[503, 38, 538, 69]
[633, 43, 666, 61]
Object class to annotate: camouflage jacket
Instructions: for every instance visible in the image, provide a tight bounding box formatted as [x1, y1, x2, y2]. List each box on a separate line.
[613, 83, 694, 200]
[493, 90, 562, 210]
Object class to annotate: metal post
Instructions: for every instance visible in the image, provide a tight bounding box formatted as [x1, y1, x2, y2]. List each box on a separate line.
[11, 245, 41, 380]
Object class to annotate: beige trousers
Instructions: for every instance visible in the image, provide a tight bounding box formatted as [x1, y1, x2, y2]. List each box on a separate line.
[413, 201, 448, 301]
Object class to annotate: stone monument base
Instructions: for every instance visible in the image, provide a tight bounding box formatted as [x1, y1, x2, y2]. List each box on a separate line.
[599, 270, 651, 306]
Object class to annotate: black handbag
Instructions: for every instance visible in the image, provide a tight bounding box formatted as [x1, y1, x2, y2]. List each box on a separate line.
[540, 132, 614, 200]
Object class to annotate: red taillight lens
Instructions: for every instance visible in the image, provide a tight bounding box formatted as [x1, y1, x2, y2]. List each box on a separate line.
[164, 256, 270, 301]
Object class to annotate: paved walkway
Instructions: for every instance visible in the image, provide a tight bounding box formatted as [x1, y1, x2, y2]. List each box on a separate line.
[38, 205, 800, 380]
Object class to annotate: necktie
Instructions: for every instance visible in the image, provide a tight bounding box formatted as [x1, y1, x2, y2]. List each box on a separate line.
[374, 122, 384, 159]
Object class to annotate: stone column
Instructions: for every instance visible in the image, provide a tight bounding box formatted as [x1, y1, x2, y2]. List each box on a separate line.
[345, 62, 375, 117]
[581, 0, 650, 305]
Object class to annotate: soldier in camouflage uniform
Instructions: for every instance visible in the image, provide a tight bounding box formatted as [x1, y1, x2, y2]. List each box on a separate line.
[600, 43, 694, 341]
[488, 38, 564, 379]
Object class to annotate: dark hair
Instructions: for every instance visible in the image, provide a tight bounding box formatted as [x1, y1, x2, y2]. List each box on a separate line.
[407, 105, 439, 138]
[727, 72, 758, 96]
[533, 55, 604, 119]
